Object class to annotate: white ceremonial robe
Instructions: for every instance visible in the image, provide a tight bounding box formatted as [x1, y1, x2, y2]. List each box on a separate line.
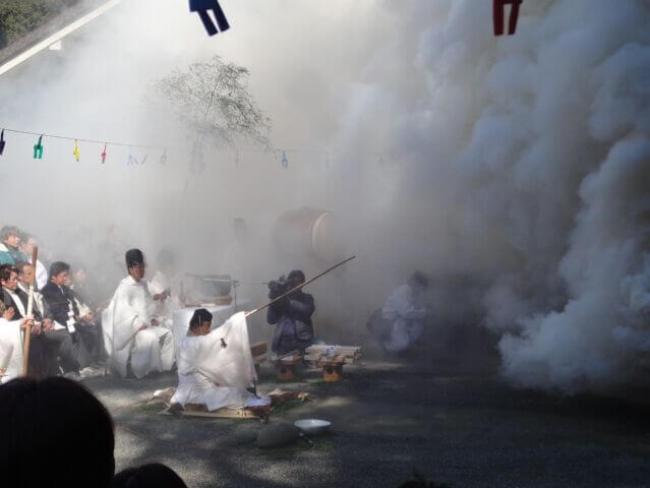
[0, 318, 24, 383]
[102, 275, 175, 378]
[149, 271, 182, 319]
[381, 284, 427, 353]
[171, 312, 261, 411]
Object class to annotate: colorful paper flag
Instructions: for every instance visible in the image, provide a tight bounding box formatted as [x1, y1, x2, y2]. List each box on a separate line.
[493, 0, 522, 36]
[0, 130, 5, 156]
[192, 0, 230, 37]
[101, 144, 107, 163]
[73, 140, 80, 162]
[33, 135, 44, 159]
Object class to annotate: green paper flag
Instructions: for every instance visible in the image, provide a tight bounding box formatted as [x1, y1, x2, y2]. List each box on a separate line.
[33, 135, 44, 159]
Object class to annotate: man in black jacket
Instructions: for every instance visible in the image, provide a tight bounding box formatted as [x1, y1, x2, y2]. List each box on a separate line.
[41, 262, 99, 370]
[0, 264, 79, 377]
[266, 270, 315, 355]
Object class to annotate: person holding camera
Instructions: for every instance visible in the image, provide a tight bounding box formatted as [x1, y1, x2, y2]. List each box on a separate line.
[266, 270, 315, 356]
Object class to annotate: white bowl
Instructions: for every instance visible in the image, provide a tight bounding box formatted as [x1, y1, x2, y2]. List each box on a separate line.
[294, 419, 331, 435]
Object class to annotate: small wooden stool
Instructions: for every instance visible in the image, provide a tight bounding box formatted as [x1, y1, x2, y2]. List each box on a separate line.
[274, 354, 302, 381]
[304, 345, 361, 382]
[322, 362, 345, 382]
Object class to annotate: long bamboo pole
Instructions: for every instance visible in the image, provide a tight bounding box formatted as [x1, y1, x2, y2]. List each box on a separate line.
[22, 246, 38, 376]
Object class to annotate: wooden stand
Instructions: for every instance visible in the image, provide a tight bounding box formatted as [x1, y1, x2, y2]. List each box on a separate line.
[274, 352, 302, 381]
[304, 345, 361, 383]
[322, 362, 345, 382]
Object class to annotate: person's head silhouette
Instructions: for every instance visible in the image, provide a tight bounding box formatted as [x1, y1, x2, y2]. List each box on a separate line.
[0, 377, 115, 488]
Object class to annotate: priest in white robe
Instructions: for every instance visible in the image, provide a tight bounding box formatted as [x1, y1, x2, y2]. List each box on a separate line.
[381, 272, 430, 353]
[171, 308, 267, 411]
[103, 249, 175, 378]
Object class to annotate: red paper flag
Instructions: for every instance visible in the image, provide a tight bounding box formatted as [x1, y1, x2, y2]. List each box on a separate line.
[494, 0, 522, 36]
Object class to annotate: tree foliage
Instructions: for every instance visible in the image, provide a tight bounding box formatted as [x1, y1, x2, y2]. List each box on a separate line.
[156, 56, 270, 147]
[0, 0, 79, 49]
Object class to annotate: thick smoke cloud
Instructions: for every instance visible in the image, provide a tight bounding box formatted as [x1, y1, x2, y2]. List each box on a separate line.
[339, 0, 650, 392]
[1, 0, 649, 391]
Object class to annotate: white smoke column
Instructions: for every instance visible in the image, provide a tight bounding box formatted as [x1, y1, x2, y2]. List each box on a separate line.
[334, 0, 650, 391]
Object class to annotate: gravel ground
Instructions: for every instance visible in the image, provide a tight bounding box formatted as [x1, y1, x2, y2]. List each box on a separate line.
[83, 351, 650, 488]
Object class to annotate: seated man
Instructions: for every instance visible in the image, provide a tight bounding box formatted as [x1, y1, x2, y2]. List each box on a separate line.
[170, 308, 264, 412]
[2, 263, 79, 377]
[103, 249, 174, 378]
[0, 226, 27, 265]
[266, 270, 315, 356]
[41, 262, 100, 370]
[18, 233, 48, 290]
[378, 271, 429, 354]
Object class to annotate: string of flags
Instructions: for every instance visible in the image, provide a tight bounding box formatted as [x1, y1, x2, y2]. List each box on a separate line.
[0, 127, 164, 166]
[0, 126, 343, 171]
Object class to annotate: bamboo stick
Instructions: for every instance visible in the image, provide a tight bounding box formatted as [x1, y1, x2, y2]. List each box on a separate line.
[22, 246, 38, 376]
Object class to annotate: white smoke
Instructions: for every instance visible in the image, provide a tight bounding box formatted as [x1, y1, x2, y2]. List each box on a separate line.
[336, 0, 650, 391]
[1, 0, 650, 391]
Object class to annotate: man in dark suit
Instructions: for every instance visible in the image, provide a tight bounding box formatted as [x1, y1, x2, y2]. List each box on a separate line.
[41, 262, 101, 368]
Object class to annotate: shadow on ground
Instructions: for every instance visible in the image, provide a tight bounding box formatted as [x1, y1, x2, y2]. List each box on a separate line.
[84, 345, 650, 488]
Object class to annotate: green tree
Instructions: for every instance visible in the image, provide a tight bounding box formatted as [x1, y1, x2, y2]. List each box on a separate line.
[0, 0, 79, 49]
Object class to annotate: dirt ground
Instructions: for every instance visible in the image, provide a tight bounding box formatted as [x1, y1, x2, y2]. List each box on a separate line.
[83, 340, 650, 488]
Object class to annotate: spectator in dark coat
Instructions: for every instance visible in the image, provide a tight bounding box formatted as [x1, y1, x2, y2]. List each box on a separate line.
[267, 270, 315, 355]
[41, 262, 100, 368]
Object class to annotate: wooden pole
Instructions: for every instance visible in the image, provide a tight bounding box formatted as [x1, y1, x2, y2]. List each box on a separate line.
[244, 256, 356, 319]
[22, 246, 38, 376]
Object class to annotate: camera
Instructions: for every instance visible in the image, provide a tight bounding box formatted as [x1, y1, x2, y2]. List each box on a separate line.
[267, 275, 288, 300]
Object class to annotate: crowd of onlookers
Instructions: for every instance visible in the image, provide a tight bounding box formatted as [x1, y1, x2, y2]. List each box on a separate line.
[0, 224, 104, 378]
[0, 224, 190, 486]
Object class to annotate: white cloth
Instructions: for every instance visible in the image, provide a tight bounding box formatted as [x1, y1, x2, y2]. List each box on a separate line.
[381, 284, 427, 353]
[171, 312, 257, 411]
[0, 318, 23, 383]
[35, 260, 47, 290]
[102, 275, 175, 378]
